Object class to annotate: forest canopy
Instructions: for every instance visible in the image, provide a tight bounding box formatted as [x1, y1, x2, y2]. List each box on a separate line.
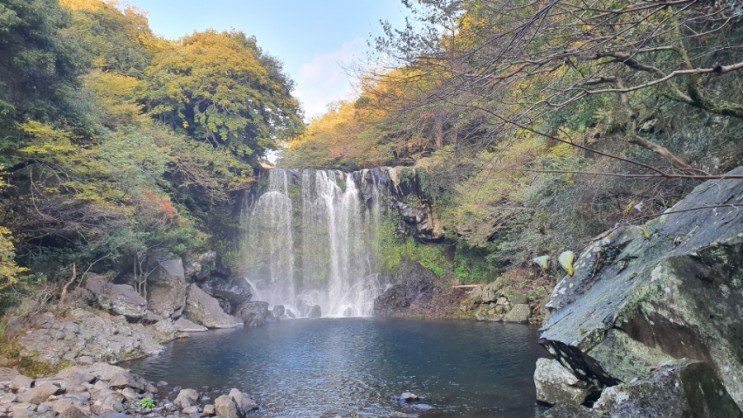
[0, 0, 303, 291]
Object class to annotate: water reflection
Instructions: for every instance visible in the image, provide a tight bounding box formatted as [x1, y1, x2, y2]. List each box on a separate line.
[126, 318, 545, 417]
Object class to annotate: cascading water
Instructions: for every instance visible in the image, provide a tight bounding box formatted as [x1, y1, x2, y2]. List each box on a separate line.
[242, 168, 388, 317]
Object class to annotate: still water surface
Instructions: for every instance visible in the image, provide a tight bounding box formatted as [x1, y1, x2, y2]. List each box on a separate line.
[127, 318, 544, 417]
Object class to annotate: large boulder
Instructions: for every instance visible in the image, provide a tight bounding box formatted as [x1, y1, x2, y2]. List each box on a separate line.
[184, 251, 216, 281]
[594, 361, 742, 418]
[539, 168, 743, 409]
[237, 301, 270, 327]
[146, 257, 187, 319]
[184, 284, 242, 329]
[85, 276, 147, 321]
[373, 261, 436, 316]
[200, 276, 253, 315]
[534, 358, 592, 406]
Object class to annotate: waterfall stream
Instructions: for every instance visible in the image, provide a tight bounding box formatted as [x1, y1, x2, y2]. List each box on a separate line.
[242, 168, 389, 317]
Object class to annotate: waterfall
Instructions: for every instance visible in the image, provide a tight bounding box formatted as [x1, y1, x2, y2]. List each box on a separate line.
[243, 168, 387, 317]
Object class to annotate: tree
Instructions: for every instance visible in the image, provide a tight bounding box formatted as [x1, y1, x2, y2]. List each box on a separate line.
[144, 30, 303, 161]
[376, 0, 743, 176]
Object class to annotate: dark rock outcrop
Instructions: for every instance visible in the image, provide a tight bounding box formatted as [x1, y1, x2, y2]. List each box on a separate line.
[374, 269, 435, 317]
[200, 276, 253, 315]
[236, 301, 271, 327]
[539, 167, 743, 413]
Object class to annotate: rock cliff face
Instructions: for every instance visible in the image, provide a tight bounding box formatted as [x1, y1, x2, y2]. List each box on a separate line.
[537, 167, 743, 415]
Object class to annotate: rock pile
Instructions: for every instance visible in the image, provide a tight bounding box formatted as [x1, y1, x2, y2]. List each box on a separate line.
[0, 364, 259, 417]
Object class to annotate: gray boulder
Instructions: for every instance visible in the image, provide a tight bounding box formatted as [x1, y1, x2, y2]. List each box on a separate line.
[540, 168, 743, 409]
[214, 394, 238, 418]
[173, 317, 207, 332]
[272, 304, 285, 318]
[534, 358, 592, 406]
[146, 258, 187, 319]
[200, 276, 253, 314]
[184, 250, 216, 281]
[228, 388, 257, 415]
[85, 276, 147, 321]
[174, 388, 199, 410]
[184, 284, 242, 329]
[17, 382, 60, 404]
[237, 301, 270, 327]
[594, 361, 742, 418]
[502, 303, 530, 323]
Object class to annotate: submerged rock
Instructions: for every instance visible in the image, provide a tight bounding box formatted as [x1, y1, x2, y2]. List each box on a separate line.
[539, 167, 743, 411]
[400, 392, 420, 402]
[184, 284, 242, 329]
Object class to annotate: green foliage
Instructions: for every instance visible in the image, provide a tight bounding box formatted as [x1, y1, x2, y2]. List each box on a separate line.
[144, 30, 303, 160]
[139, 397, 156, 409]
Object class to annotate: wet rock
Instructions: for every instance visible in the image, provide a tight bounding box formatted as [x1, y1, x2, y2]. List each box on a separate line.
[173, 317, 208, 332]
[534, 358, 592, 406]
[502, 303, 530, 323]
[200, 276, 253, 315]
[593, 361, 742, 418]
[85, 276, 147, 321]
[228, 388, 257, 415]
[307, 304, 322, 319]
[373, 262, 435, 317]
[184, 284, 242, 329]
[214, 394, 238, 418]
[540, 168, 743, 408]
[237, 301, 270, 327]
[400, 392, 419, 402]
[174, 388, 199, 409]
[542, 404, 597, 418]
[272, 304, 285, 318]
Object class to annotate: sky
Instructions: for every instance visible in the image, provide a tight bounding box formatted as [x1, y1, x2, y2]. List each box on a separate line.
[127, 0, 410, 120]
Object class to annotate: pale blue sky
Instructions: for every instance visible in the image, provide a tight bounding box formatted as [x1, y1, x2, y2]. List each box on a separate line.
[127, 0, 410, 119]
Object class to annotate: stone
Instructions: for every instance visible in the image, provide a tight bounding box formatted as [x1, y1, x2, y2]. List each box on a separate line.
[173, 317, 208, 332]
[182, 405, 200, 414]
[237, 301, 270, 327]
[76, 356, 94, 366]
[184, 284, 242, 329]
[174, 388, 199, 409]
[0, 393, 16, 403]
[17, 382, 60, 404]
[540, 168, 743, 408]
[184, 251, 216, 281]
[502, 303, 530, 323]
[307, 304, 322, 319]
[147, 258, 188, 319]
[9, 374, 33, 391]
[85, 275, 147, 321]
[373, 262, 436, 317]
[534, 358, 592, 406]
[200, 276, 253, 314]
[593, 361, 742, 418]
[58, 406, 88, 418]
[272, 304, 285, 318]
[400, 392, 419, 402]
[542, 404, 598, 418]
[203, 404, 215, 415]
[228, 388, 257, 414]
[214, 394, 238, 418]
